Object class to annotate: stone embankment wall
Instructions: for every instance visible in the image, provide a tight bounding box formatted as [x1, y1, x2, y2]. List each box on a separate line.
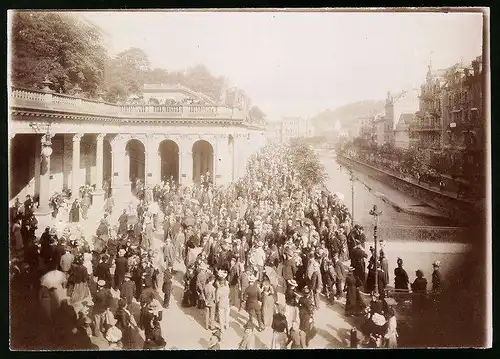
[337, 154, 480, 225]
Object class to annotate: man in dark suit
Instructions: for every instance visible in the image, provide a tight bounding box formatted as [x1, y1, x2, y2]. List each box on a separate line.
[243, 276, 264, 331]
[92, 280, 112, 337]
[114, 248, 128, 290]
[120, 272, 136, 305]
[162, 267, 173, 309]
[350, 242, 367, 289]
[332, 253, 346, 299]
[95, 254, 112, 288]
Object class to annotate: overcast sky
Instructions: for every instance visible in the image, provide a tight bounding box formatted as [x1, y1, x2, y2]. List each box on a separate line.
[78, 10, 484, 120]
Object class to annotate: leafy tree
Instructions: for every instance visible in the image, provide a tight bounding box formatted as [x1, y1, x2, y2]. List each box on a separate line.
[103, 47, 151, 101]
[11, 11, 107, 97]
[183, 65, 226, 101]
[288, 138, 328, 192]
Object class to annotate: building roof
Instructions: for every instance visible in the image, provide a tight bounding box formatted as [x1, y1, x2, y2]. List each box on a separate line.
[395, 113, 414, 131]
[143, 83, 216, 104]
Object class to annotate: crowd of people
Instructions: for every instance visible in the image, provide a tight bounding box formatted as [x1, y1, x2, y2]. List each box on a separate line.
[10, 142, 443, 350]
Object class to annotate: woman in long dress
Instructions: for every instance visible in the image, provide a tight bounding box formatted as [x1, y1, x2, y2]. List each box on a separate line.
[384, 306, 398, 348]
[67, 255, 91, 304]
[344, 267, 364, 316]
[12, 219, 24, 252]
[261, 278, 275, 327]
[115, 298, 141, 349]
[70, 199, 80, 223]
[141, 218, 154, 250]
[271, 304, 289, 349]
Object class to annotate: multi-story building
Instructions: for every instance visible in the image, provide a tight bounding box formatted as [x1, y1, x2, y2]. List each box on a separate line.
[280, 117, 314, 142]
[373, 92, 396, 146]
[358, 116, 375, 142]
[441, 56, 484, 182]
[394, 113, 414, 149]
[409, 65, 447, 162]
[266, 120, 282, 143]
[408, 56, 485, 187]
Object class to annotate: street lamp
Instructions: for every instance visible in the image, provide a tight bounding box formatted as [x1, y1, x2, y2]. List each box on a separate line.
[41, 125, 53, 158]
[369, 204, 383, 296]
[349, 170, 355, 223]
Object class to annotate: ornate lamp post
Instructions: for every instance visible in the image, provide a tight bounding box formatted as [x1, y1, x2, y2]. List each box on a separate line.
[349, 169, 355, 223]
[40, 125, 53, 174]
[369, 204, 383, 296]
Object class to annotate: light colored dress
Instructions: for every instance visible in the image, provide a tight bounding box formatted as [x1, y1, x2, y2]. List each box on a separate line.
[12, 223, 23, 251]
[261, 286, 275, 327]
[271, 331, 288, 349]
[385, 315, 398, 348]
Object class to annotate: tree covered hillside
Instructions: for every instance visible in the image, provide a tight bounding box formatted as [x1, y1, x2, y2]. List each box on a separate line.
[311, 100, 385, 132]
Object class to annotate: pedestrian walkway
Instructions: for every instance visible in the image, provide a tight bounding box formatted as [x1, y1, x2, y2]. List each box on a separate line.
[340, 162, 449, 220]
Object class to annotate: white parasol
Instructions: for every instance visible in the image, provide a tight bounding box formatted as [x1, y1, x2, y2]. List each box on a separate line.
[40, 270, 66, 289]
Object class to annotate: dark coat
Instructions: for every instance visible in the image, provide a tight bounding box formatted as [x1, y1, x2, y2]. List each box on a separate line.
[344, 273, 364, 314]
[394, 267, 409, 290]
[115, 256, 128, 279]
[120, 280, 136, 305]
[93, 288, 112, 314]
[244, 283, 262, 310]
[282, 259, 297, 281]
[95, 262, 112, 286]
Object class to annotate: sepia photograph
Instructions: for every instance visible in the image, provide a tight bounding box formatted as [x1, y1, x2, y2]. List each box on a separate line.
[7, 8, 491, 350]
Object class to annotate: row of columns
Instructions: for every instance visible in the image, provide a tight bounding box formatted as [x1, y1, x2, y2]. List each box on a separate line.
[13, 131, 266, 217]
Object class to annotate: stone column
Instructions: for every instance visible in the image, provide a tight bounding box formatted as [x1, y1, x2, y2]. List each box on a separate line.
[71, 133, 83, 199]
[179, 141, 193, 186]
[111, 135, 126, 198]
[212, 151, 217, 185]
[35, 133, 54, 234]
[123, 149, 131, 194]
[146, 135, 160, 187]
[178, 148, 183, 185]
[34, 139, 41, 197]
[93, 133, 106, 209]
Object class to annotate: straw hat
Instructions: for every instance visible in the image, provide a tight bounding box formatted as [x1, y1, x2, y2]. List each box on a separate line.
[148, 300, 162, 314]
[432, 260, 441, 268]
[287, 279, 298, 287]
[97, 279, 106, 287]
[371, 313, 387, 326]
[124, 272, 132, 279]
[105, 326, 122, 343]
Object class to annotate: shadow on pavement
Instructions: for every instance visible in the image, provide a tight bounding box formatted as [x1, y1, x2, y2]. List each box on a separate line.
[170, 281, 206, 329]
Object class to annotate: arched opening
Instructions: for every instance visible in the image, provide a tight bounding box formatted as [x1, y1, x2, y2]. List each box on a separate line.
[103, 139, 112, 197]
[159, 140, 180, 183]
[228, 135, 235, 182]
[192, 140, 214, 183]
[126, 139, 146, 194]
[10, 134, 38, 202]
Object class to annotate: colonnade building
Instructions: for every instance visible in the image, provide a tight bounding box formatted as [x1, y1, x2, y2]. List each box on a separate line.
[9, 81, 267, 224]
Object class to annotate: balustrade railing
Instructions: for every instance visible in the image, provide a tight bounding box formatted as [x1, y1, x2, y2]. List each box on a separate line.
[9, 86, 243, 120]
